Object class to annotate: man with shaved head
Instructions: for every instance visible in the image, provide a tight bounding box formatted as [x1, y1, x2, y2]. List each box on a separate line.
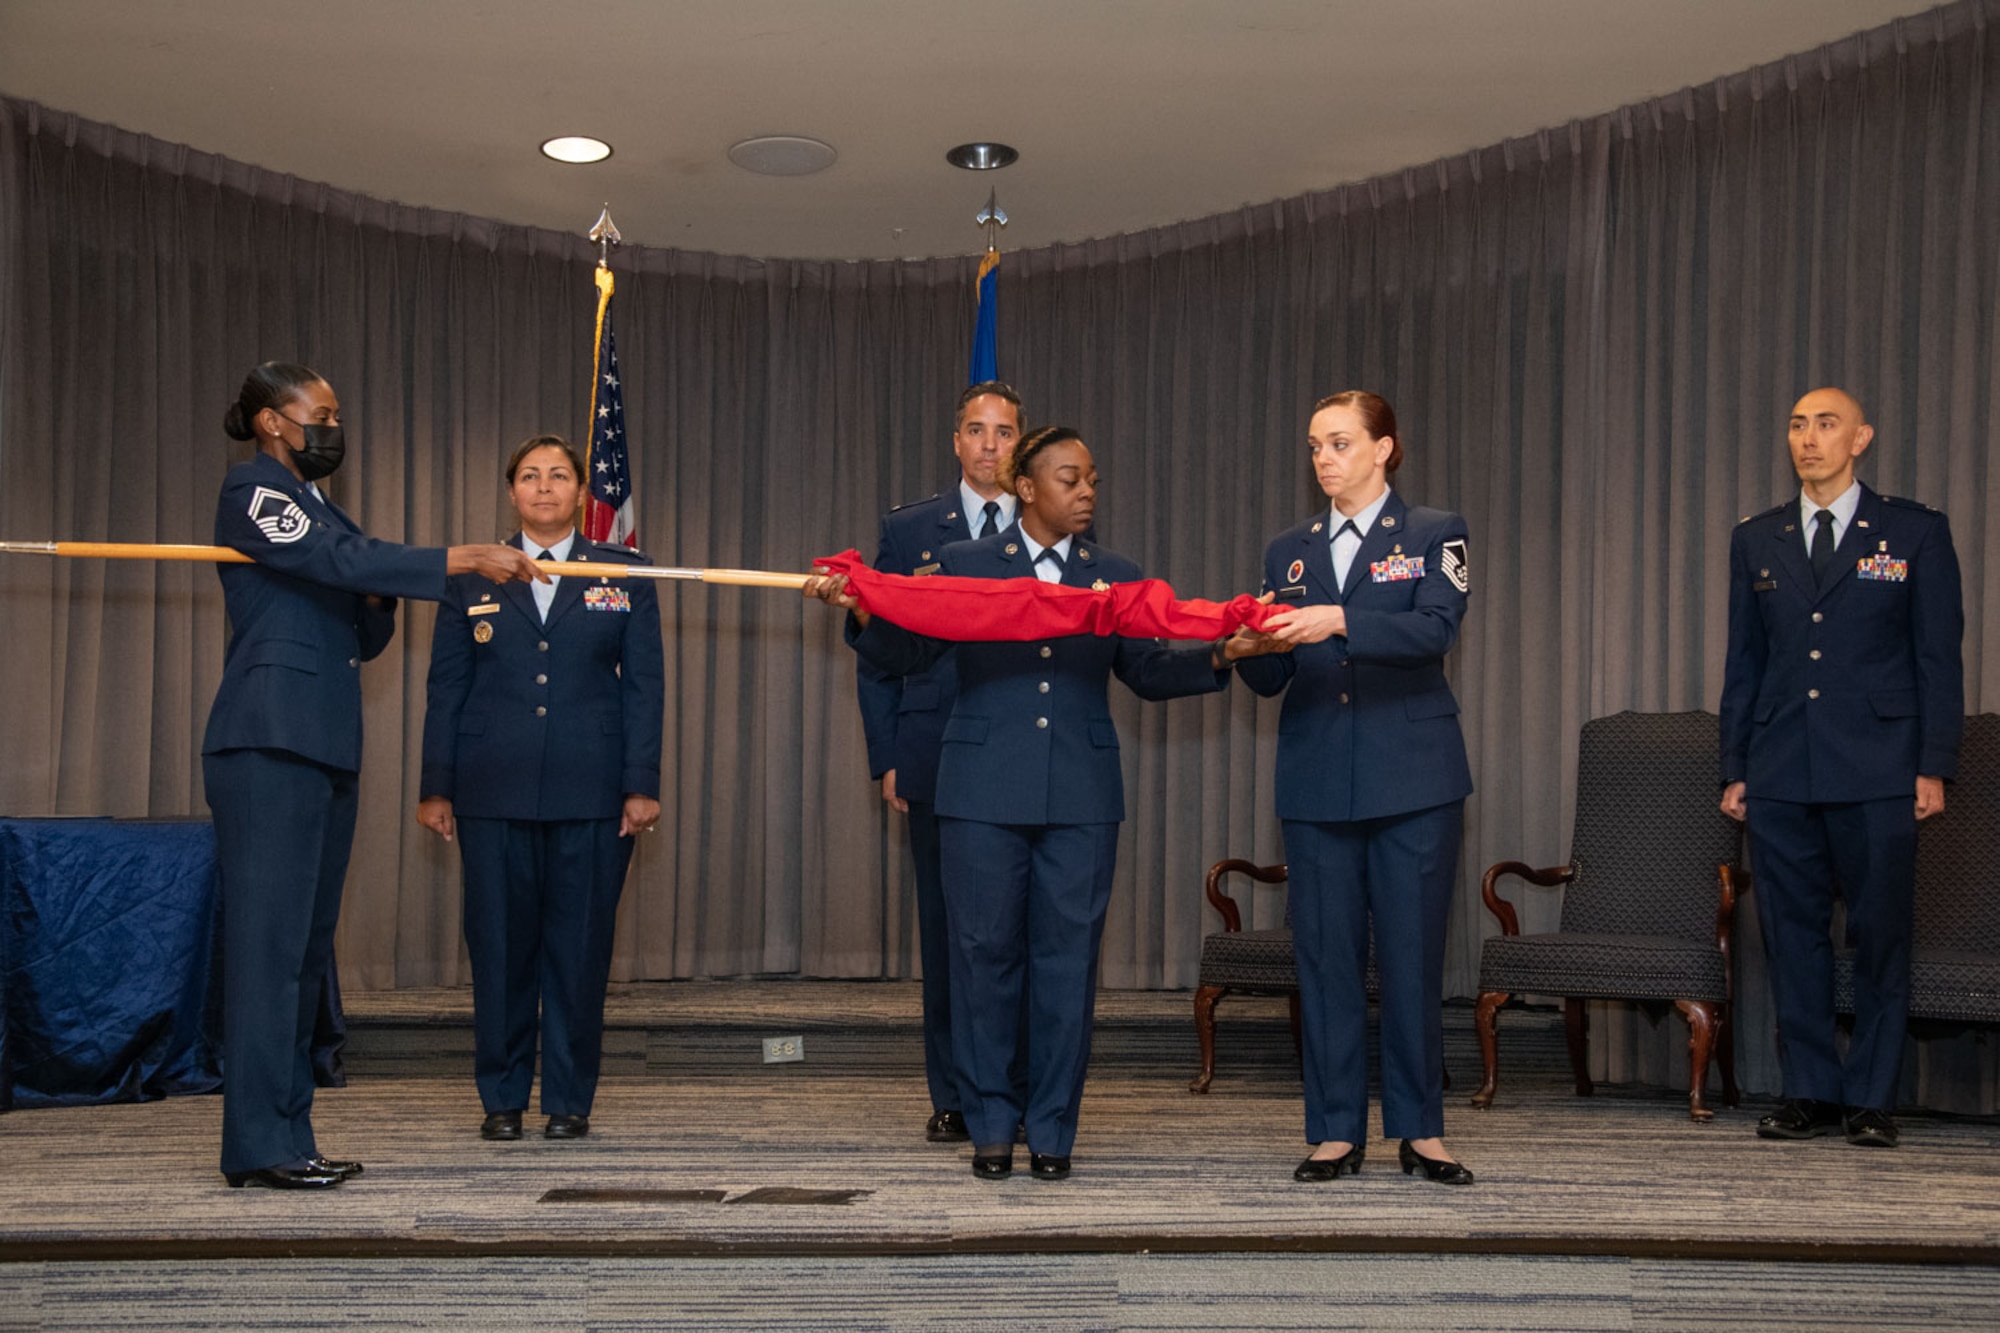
[1720, 387, 1964, 1149]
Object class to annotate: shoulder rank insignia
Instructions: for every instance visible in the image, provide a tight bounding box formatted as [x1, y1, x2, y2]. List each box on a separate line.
[247, 486, 311, 545]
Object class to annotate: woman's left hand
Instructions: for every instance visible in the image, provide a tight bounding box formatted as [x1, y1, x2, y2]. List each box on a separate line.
[621, 795, 663, 838]
[1261, 603, 1347, 645]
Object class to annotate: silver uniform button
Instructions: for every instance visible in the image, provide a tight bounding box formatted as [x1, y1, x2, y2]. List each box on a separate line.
[539, 640, 550, 651]
[536, 673, 549, 685]
[1811, 612, 1823, 623]
[1807, 689, 1820, 700]
[1038, 681, 1050, 694]
[535, 705, 548, 717]
[1340, 693, 1350, 704]
[1039, 646, 1052, 659]
[1036, 717, 1048, 729]
[1809, 650, 1821, 661]
[348, 658, 358, 668]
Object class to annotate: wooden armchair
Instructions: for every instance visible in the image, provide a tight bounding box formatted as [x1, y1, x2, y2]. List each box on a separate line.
[1189, 860, 1297, 1094]
[1471, 710, 1745, 1121]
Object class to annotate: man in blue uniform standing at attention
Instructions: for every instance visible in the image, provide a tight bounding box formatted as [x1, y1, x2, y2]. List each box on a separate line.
[1720, 386, 1964, 1149]
[856, 381, 1023, 1142]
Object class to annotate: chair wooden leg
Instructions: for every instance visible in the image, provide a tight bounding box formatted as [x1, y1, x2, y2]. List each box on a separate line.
[1564, 997, 1594, 1097]
[1676, 999, 1718, 1122]
[1471, 990, 1508, 1108]
[1189, 985, 1225, 1093]
[1716, 1002, 1741, 1107]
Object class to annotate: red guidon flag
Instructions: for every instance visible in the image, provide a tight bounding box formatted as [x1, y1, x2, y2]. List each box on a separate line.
[811, 549, 1279, 642]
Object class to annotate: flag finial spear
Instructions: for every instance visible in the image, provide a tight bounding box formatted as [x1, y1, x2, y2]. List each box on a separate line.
[975, 190, 1008, 254]
[589, 205, 622, 269]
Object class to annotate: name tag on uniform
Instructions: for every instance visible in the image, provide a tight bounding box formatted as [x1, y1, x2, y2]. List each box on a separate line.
[584, 586, 632, 612]
[1752, 579, 1778, 592]
[913, 563, 941, 577]
[1371, 554, 1425, 583]
[1276, 585, 1308, 601]
[1856, 553, 1908, 582]
[467, 603, 501, 616]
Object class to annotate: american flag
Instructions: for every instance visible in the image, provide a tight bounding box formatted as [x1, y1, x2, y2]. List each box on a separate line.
[584, 269, 637, 547]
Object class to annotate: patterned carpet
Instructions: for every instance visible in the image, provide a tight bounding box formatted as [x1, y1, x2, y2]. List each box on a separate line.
[1, 982, 1996, 1329]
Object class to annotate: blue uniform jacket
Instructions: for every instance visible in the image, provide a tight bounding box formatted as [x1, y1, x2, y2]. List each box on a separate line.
[202, 451, 446, 772]
[1237, 491, 1474, 822]
[853, 492, 971, 800]
[420, 535, 665, 821]
[849, 525, 1228, 826]
[1720, 484, 1963, 802]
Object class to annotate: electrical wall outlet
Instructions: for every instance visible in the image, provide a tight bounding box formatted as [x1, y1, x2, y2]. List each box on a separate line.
[761, 1035, 805, 1064]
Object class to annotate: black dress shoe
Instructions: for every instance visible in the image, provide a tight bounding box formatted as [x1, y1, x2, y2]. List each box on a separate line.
[1398, 1140, 1474, 1186]
[307, 1156, 364, 1179]
[926, 1109, 970, 1143]
[224, 1164, 343, 1190]
[971, 1147, 1014, 1179]
[1757, 1099, 1844, 1140]
[1030, 1153, 1071, 1180]
[1294, 1143, 1365, 1182]
[545, 1114, 590, 1140]
[481, 1110, 523, 1141]
[1844, 1107, 1900, 1148]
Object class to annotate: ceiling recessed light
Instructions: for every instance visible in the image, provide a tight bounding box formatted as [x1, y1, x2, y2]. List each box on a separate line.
[540, 136, 613, 164]
[946, 142, 1018, 171]
[728, 135, 838, 176]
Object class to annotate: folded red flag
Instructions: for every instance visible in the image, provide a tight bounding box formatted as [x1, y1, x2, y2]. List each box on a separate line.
[811, 549, 1278, 642]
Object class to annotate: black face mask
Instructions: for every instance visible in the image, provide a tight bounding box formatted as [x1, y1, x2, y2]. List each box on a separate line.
[278, 414, 346, 481]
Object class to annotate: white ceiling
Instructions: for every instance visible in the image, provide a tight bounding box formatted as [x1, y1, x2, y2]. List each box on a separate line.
[0, 0, 1934, 261]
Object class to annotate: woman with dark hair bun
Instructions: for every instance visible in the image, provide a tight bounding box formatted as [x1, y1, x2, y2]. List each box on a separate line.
[1232, 390, 1477, 1187]
[806, 427, 1280, 1181]
[203, 362, 542, 1189]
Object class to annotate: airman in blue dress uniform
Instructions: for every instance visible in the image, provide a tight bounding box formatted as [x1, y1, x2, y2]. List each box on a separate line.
[1720, 387, 1964, 1149]
[203, 363, 541, 1189]
[1235, 390, 1476, 1187]
[418, 435, 665, 1143]
[853, 382, 1023, 1142]
[812, 427, 1270, 1180]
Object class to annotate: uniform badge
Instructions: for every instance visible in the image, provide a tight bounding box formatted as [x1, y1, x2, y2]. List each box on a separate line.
[1078, 549, 1091, 561]
[583, 585, 632, 612]
[1091, 579, 1110, 592]
[1381, 516, 1396, 529]
[1286, 558, 1305, 584]
[473, 621, 494, 643]
[467, 603, 500, 616]
[1310, 522, 1324, 534]
[1439, 539, 1470, 593]
[1005, 543, 1019, 555]
[1371, 553, 1426, 583]
[913, 563, 941, 577]
[247, 486, 311, 545]
[1856, 552, 1908, 582]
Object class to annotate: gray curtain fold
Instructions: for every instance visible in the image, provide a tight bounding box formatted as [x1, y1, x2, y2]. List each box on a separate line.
[2, 4, 1995, 1106]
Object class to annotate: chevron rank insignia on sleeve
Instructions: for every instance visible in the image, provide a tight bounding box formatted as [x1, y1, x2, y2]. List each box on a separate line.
[1440, 539, 1469, 593]
[247, 486, 311, 545]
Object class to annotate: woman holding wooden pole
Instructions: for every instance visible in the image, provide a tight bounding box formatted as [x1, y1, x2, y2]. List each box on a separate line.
[202, 362, 540, 1189]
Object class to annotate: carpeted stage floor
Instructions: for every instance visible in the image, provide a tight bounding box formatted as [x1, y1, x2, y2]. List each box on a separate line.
[2, 982, 1996, 1330]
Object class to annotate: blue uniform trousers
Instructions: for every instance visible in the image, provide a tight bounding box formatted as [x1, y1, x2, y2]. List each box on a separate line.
[1284, 801, 1462, 1145]
[205, 747, 357, 1175]
[457, 816, 632, 1117]
[1746, 795, 1915, 1111]
[904, 799, 963, 1113]
[939, 817, 1119, 1157]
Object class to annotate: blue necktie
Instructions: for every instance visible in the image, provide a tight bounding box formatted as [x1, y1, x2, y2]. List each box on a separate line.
[978, 500, 1001, 539]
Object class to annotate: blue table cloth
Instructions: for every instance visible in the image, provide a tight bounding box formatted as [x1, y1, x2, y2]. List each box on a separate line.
[0, 817, 345, 1112]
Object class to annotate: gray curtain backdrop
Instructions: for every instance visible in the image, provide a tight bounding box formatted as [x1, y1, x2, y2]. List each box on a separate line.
[2, 3, 1994, 1100]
